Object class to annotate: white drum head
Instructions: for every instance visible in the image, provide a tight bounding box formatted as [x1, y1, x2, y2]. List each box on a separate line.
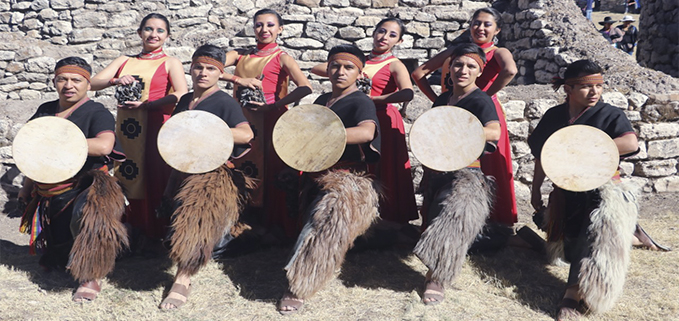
[272, 104, 346, 172]
[541, 125, 619, 192]
[409, 106, 486, 172]
[13, 116, 88, 184]
[158, 110, 234, 174]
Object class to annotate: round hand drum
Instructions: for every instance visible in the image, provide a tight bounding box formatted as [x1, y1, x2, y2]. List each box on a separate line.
[158, 110, 234, 174]
[409, 106, 486, 172]
[541, 125, 619, 192]
[13, 116, 88, 184]
[272, 104, 346, 172]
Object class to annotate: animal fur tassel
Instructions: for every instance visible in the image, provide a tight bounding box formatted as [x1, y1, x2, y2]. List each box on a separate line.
[285, 170, 380, 299]
[413, 168, 494, 286]
[169, 165, 253, 276]
[68, 170, 128, 283]
[578, 181, 637, 313]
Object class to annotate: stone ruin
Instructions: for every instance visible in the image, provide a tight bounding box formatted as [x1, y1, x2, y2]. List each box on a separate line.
[1, 0, 678, 207]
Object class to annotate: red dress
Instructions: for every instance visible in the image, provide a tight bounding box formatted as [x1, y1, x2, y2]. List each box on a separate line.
[364, 54, 418, 224]
[232, 43, 298, 237]
[440, 42, 518, 225]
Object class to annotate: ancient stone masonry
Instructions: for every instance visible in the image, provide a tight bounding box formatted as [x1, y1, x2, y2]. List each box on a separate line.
[637, 0, 678, 78]
[1, 0, 679, 204]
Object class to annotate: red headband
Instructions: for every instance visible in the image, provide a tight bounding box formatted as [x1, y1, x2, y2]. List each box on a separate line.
[329, 52, 364, 71]
[552, 74, 604, 91]
[451, 53, 485, 73]
[192, 56, 225, 73]
[55, 65, 91, 82]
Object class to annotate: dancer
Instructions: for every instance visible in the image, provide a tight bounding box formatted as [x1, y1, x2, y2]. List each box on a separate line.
[311, 17, 417, 226]
[413, 44, 500, 305]
[222, 8, 312, 238]
[278, 44, 381, 314]
[91, 13, 188, 240]
[17, 57, 127, 302]
[412, 7, 518, 226]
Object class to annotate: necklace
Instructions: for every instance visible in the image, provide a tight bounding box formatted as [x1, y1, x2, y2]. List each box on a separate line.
[254, 43, 280, 57]
[368, 50, 394, 62]
[139, 48, 165, 60]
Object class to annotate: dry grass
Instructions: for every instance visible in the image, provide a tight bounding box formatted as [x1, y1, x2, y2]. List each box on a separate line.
[0, 192, 677, 321]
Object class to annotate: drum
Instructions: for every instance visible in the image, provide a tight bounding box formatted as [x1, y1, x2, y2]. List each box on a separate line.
[12, 116, 88, 184]
[157, 110, 234, 174]
[541, 125, 619, 192]
[409, 106, 486, 172]
[272, 104, 346, 172]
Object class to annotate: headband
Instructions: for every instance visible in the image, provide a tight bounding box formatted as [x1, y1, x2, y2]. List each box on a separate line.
[451, 53, 485, 73]
[55, 65, 91, 82]
[192, 56, 225, 73]
[329, 52, 364, 71]
[551, 74, 604, 91]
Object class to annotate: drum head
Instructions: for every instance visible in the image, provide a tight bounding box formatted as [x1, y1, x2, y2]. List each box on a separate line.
[541, 125, 619, 192]
[158, 110, 234, 174]
[13, 116, 88, 184]
[409, 106, 486, 172]
[272, 104, 346, 172]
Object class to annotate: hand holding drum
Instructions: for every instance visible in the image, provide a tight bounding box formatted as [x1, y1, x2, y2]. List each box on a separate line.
[272, 104, 346, 172]
[13, 116, 88, 184]
[540, 125, 619, 192]
[409, 106, 486, 172]
[157, 110, 234, 174]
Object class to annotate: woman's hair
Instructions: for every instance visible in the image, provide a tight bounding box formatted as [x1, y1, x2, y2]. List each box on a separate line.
[253, 8, 283, 26]
[451, 43, 487, 65]
[328, 44, 367, 66]
[192, 44, 226, 64]
[55, 56, 92, 74]
[138, 13, 171, 35]
[563, 59, 604, 80]
[471, 7, 503, 30]
[373, 17, 406, 41]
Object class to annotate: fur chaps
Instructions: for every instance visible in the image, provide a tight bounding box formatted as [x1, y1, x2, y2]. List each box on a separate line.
[578, 181, 637, 313]
[169, 165, 254, 276]
[285, 170, 380, 299]
[68, 170, 128, 283]
[413, 168, 494, 286]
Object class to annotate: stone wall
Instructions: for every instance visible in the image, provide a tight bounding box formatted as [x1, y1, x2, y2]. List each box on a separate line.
[1, 0, 679, 206]
[637, 0, 678, 78]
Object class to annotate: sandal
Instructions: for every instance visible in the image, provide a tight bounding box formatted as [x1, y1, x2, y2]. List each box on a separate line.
[556, 298, 582, 321]
[278, 292, 304, 315]
[422, 280, 445, 306]
[159, 283, 191, 310]
[633, 224, 671, 251]
[73, 280, 101, 303]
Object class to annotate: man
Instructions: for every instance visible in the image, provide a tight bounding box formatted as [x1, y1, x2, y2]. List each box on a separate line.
[529, 60, 640, 320]
[278, 44, 381, 314]
[17, 57, 127, 302]
[616, 15, 638, 55]
[159, 44, 254, 310]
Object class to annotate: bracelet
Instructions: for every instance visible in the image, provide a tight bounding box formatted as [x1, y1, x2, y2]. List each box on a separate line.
[109, 78, 118, 86]
[231, 76, 240, 84]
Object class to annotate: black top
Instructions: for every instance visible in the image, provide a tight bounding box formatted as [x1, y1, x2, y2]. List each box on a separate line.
[527, 101, 636, 159]
[433, 88, 499, 126]
[314, 91, 381, 163]
[30, 99, 126, 175]
[174, 90, 251, 159]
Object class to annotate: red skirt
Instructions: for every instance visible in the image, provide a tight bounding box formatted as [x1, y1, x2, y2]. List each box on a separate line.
[368, 104, 418, 224]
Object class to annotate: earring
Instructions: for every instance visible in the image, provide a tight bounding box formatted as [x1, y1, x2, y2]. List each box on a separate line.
[493, 36, 499, 44]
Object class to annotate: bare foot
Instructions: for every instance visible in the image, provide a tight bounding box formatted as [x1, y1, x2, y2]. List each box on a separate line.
[159, 274, 191, 310]
[278, 291, 304, 315]
[73, 280, 101, 303]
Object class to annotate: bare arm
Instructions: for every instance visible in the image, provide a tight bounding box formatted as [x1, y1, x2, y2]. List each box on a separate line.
[614, 133, 639, 156]
[484, 48, 517, 97]
[231, 123, 254, 144]
[346, 121, 376, 145]
[371, 60, 414, 109]
[483, 122, 501, 143]
[531, 159, 546, 210]
[87, 132, 115, 156]
[221, 50, 262, 89]
[310, 62, 328, 77]
[18, 177, 34, 201]
[275, 54, 312, 107]
[411, 46, 455, 102]
[90, 56, 130, 91]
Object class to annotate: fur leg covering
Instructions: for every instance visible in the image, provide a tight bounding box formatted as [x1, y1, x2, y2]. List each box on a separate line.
[413, 169, 494, 286]
[170, 165, 253, 276]
[578, 181, 638, 313]
[285, 170, 379, 299]
[68, 170, 128, 283]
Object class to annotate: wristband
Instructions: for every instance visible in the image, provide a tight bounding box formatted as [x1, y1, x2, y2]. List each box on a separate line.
[232, 76, 240, 84]
[109, 78, 118, 86]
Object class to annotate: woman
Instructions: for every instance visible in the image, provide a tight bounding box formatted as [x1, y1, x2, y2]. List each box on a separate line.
[598, 16, 624, 46]
[222, 8, 312, 238]
[91, 13, 188, 240]
[311, 17, 417, 226]
[414, 43, 501, 305]
[616, 15, 638, 55]
[412, 7, 518, 226]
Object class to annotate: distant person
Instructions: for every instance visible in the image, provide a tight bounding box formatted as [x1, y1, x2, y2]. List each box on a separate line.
[617, 16, 638, 55]
[598, 17, 624, 47]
